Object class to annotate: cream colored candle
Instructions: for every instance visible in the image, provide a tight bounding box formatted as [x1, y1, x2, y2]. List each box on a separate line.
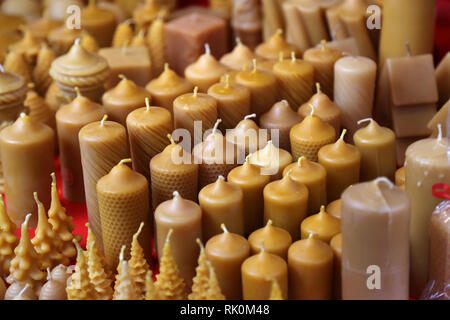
[248, 141, 293, 181]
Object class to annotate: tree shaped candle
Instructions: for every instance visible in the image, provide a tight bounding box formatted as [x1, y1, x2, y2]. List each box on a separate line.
[188, 239, 209, 300]
[220, 38, 257, 71]
[0, 195, 18, 278]
[39, 268, 67, 300]
[8, 214, 46, 288]
[148, 16, 167, 78]
[129, 222, 150, 298]
[206, 261, 225, 300]
[113, 246, 141, 300]
[145, 270, 160, 300]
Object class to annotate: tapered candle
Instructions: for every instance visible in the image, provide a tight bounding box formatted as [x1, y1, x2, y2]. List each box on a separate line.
[353, 118, 396, 182]
[0, 113, 54, 227]
[220, 38, 257, 71]
[126, 97, 173, 183]
[248, 141, 293, 181]
[283, 156, 327, 215]
[330, 233, 342, 299]
[301, 205, 341, 243]
[326, 199, 341, 219]
[225, 114, 269, 156]
[155, 191, 202, 288]
[263, 171, 309, 240]
[79, 115, 129, 246]
[56, 88, 104, 202]
[318, 130, 361, 202]
[248, 220, 292, 260]
[81, 0, 117, 47]
[255, 29, 299, 61]
[205, 224, 250, 299]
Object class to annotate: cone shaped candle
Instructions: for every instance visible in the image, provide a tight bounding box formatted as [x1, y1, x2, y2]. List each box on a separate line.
[225, 114, 269, 156]
[220, 38, 257, 71]
[300, 205, 341, 243]
[0, 196, 18, 278]
[113, 246, 141, 300]
[67, 239, 97, 300]
[129, 222, 151, 298]
[255, 29, 299, 61]
[248, 141, 293, 181]
[248, 220, 292, 260]
[188, 239, 209, 300]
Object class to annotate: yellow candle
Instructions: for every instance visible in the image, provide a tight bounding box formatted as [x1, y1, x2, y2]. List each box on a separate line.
[326, 199, 341, 219]
[248, 220, 292, 260]
[225, 114, 269, 156]
[300, 205, 341, 243]
[255, 29, 299, 61]
[248, 141, 293, 181]
[220, 38, 257, 71]
[81, 0, 117, 48]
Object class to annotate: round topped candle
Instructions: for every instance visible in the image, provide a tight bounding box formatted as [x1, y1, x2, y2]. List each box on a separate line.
[205, 225, 250, 299]
[220, 38, 257, 71]
[298, 83, 341, 134]
[259, 100, 302, 151]
[102, 76, 151, 127]
[263, 172, 309, 240]
[255, 29, 299, 61]
[81, 0, 117, 47]
[184, 44, 229, 93]
[290, 110, 336, 162]
[155, 191, 202, 288]
[300, 205, 341, 243]
[55, 89, 104, 202]
[283, 156, 327, 215]
[228, 157, 271, 235]
[248, 140, 293, 181]
[126, 97, 173, 183]
[0, 113, 54, 228]
[303, 41, 343, 98]
[236, 59, 279, 118]
[248, 220, 292, 260]
[353, 118, 396, 182]
[207, 75, 251, 130]
[326, 199, 341, 219]
[225, 114, 269, 156]
[273, 52, 315, 109]
[145, 63, 194, 114]
[330, 233, 342, 299]
[199, 176, 245, 240]
[318, 129, 361, 202]
[288, 235, 334, 300]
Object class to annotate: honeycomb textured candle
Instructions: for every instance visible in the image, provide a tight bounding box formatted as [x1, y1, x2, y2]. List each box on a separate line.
[148, 16, 167, 77]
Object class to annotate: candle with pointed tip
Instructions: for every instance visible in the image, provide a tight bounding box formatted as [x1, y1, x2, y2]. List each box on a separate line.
[318, 129, 361, 202]
[248, 220, 292, 260]
[199, 176, 245, 240]
[255, 29, 299, 61]
[263, 172, 309, 240]
[326, 199, 341, 219]
[205, 224, 250, 299]
[248, 141, 293, 181]
[220, 38, 257, 71]
[301, 205, 341, 243]
[154, 191, 202, 288]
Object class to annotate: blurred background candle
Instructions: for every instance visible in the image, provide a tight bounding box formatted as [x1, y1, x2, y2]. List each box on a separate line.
[248, 220, 292, 260]
[395, 167, 406, 189]
[330, 233, 342, 299]
[255, 29, 299, 61]
[231, 0, 262, 50]
[220, 38, 257, 71]
[248, 141, 293, 181]
[155, 191, 202, 289]
[225, 114, 269, 156]
[56, 89, 104, 203]
[205, 224, 250, 300]
[341, 178, 410, 300]
[301, 206, 341, 243]
[81, 0, 117, 48]
[318, 130, 361, 202]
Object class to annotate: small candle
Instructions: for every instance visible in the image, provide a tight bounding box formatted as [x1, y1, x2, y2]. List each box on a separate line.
[155, 191, 202, 288]
[326, 199, 341, 219]
[55, 89, 104, 202]
[248, 141, 293, 181]
[241, 249, 288, 300]
[255, 29, 299, 61]
[184, 44, 229, 93]
[290, 110, 336, 162]
[273, 52, 315, 109]
[0, 114, 54, 228]
[301, 205, 341, 243]
[283, 156, 327, 215]
[225, 114, 269, 156]
[199, 176, 245, 240]
[79, 116, 130, 247]
[8, 29, 42, 66]
[248, 220, 292, 260]
[205, 225, 250, 299]
[288, 234, 334, 300]
[81, 0, 117, 48]
[259, 100, 302, 152]
[353, 118, 396, 182]
[330, 233, 342, 299]
[263, 172, 309, 240]
[145, 63, 194, 114]
[220, 38, 257, 71]
[102, 76, 151, 127]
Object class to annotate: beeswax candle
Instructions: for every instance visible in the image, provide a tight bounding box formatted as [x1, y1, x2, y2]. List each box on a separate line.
[248, 220, 292, 260]
[301, 206, 341, 243]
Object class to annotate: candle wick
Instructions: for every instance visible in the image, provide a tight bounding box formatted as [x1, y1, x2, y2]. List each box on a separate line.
[196, 238, 204, 250]
[27, 82, 35, 90]
[405, 40, 412, 57]
[74, 38, 81, 46]
[33, 192, 40, 204]
[244, 113, 256, 120]
[278, 52, 284, 62]
[315, 83, 321, 94]
[133, 222, 145, 241]
[224, 74, 230, 88]
[245, 154, 251, 163]
[145, 97, 151, 111]
[266, 219, 273, 228]
[357, 117, 373, 126]
[220, 223, 229, 233]
[339, 129, 347, 141]
[17, 284, 30, 299]
[320, 40, 326, 51]
[331, 24, 341, 41]
[193, 86, 199, 97]
[252, 59, 257, 73]
[0, 64, 4, 73]
[372, 177, 394, 209]
[276, 28, 283, 37]
[291, 51, 296, 62]
[166, 229, 173, 243]
[164, 63, 169, 72]
[297, 156, 305, 167]
[122, 40, 129, 54]
[118, 74, 127, 81]
[74, 86, 81, 97]
[319, 205, 326, 215]
[212, 119, 222, 134]
[124, 18, 134, 26]
[100, 114, 108, 126]
[23, 213, 31, 229]
[437, 123, 443, 142]
[167, 133, 175, 145]
[308, 232, 318, 239]
[46, 268, 52, 281]
[172, 191, 180, 199]
[286, 168, 293, 177]
[309, 103, 316, 116]
[236, 37, 242, 46]
[118, 158, 132, 166]
[119, 245, 126, 262]
[204, 43, 211, 55]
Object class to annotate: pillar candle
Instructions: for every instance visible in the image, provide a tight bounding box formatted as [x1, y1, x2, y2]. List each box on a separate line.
[248, 141, 293, 181]
[334, 56, 377, 138]
[353, 118, 396, 182]
[341, 177, 410, 300]
[281, 0, 310, 53]
[330, 233, 342, 299]
[79, 116, 129, 247]
[255, 29, 299, 61]
[0, 113, 54, 228]
[296, 0, 330, 46]
[205, 224, 250, 299]
[227, 157, 270, 235]
[301, 205, 341, 243]
[220, 38, 257, 71]
[225, 114, 269, 156]
[256, 59, 276, 73]
[303, 41, 342, 99]
[288, 235, 334, 300]
[184, 44, 229, 93]
[326, 199, 341, 219]
[241, 249, 288, 300]
[283, 156, 327, 216]
[248, 220, 292, 260]
[318, 130, 361, 202]
[405, 131, 450, 297]
[26, 16, 61, 42]
[150, 135, 198, 209]
[259, 100, 302, 152]
[231, 0, 262, 51]
[55, 89, 104, 202]
[101, 76, 150, 128]
[126, 97, 173, 183]
[263, 172, 309, 240]
[145, 63, 193, 114]
[395, 167, 405, 189]
[199, 176, 244, 240]
[155, 191, 202, 288]
[81, 0, 117, 48]
[207, 75, 251, 130]
[236, 60, 279, 118]
[290, 111, 336, 162]
[97, 159, 152, 270]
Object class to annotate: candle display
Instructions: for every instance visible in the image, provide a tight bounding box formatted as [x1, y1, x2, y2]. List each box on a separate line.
[155, 194, 202, 288]
[341, 178, 410, 300]
[81, 0, 117, 48]
[220, 38, 257, 71]
[326, 199, 341, 219]
[9, 29, 42, 66]
[205, 225, 250, 299]
[248, 141, 293, 181]
[300, 205, 341, 243]
[255, 29, 299, 61]
[248, 220, 292, 260]
[225, 114, 269, 156]
[330, 233, 342, 299]
[39, 268, 67, 300]
[231, 0, 262, 50]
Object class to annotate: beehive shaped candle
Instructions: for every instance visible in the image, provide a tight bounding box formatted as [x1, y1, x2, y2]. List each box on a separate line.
[189, 239, 209, 300]
[81, 0, 117, 48]
[113, 246, 141, 300]
[300, 205, 341, 243]
[290, 110, 336, 162]
[8, 29, 42, 66]
[220, 38, 257, 71]
[248, 220, 292, 260]
[129, 222, 151, 298]
[97, 159, 152, 270]
[255, 29, 299, 61]
[112, 20, 134, 48]
[9, 283, 37, 300]
[206, 261, 226, 300]
[4, 281, 37, 300]
[248, 141, 293, 181]
[150, 135, 199, 209]
[50, 38, 110, 103]
[0, 195, 18, 278]
[24, 87, 55, 131]
[39, 268, 67, 300]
